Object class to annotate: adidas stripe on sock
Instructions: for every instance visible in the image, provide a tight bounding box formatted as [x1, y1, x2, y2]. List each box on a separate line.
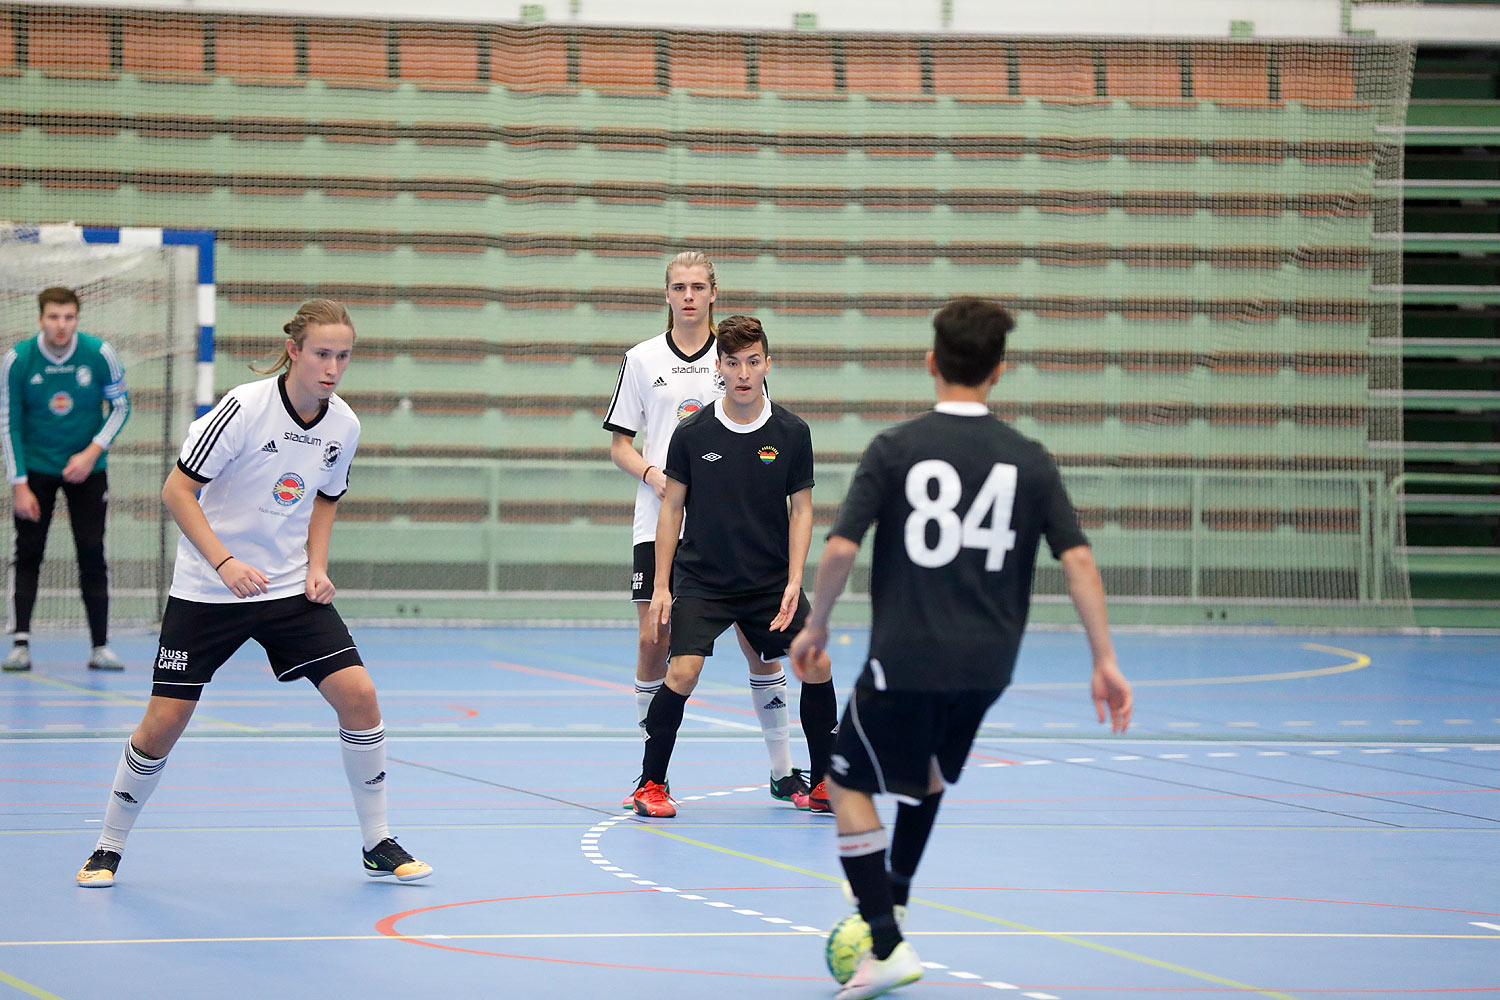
[97, 742, 167, 853]
[340, 724, 391, 852]
[750, 670, 793, 778]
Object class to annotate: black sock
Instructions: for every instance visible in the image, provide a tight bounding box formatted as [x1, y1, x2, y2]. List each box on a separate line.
[641, 684, 688, 785]
[839, 828, 901, 959]
[889, 791, 943, 906]
[799, 679, 837, 781]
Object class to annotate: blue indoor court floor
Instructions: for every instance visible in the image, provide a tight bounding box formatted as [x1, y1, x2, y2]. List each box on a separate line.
[1, 626, 1497, 999]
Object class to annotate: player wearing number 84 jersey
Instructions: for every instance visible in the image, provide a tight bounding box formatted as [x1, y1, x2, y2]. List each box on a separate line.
[789, 298, 1131, 1000]
[830, 385, 1085, 693]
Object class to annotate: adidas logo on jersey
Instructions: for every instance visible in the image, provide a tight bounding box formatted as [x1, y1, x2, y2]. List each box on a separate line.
[703, 452, 722, 462]
[261, 440, 278, 454]
[651, 376, 667, 388]
[29, 373, 42, 385]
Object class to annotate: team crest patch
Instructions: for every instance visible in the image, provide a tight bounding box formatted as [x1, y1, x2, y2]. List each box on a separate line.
[676, 398, 704, 420]
[758, 445, 779, 464]
[48, 391, 74, 416]
[76, 367, 92, 387]
[322, 441, 342, 469]
[272, 472, 306, 506]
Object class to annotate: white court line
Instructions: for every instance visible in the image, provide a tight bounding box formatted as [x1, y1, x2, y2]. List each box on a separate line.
[682, 712, 760, 732]
[580, 788, 1035, 995]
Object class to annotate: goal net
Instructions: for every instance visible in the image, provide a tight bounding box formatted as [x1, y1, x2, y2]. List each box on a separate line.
[0, 225, 200, 631]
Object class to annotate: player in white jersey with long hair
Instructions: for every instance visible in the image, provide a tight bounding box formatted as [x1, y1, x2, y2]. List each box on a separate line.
[75, 299, 431, 888]
[603, 252, 821, 809]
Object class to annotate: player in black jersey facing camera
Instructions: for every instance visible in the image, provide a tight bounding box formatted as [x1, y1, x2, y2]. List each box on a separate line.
[632, 315, 837, 818]
[604, 252, 819, 809]
[790, 298, 1132, 1000]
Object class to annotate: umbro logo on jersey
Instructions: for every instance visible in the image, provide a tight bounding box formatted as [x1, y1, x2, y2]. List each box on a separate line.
[651, 376, 667, 388]
[703, 452, 722, 462]
[261, 440, 278, 454]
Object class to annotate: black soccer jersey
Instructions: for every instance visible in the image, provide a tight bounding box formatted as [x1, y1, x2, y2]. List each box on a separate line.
[663, 399, 815, 599]
[829, 402, 1087, 691]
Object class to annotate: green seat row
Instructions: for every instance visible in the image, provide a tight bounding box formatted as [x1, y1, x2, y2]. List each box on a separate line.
[3, 70, 1392, 141]
[5, 125, 1382, 195]
[339, 407, 1376, 460]
[203, 249, 1377, 301]
[211, 305, 1380, 354]
[0, 179, 1385, 250]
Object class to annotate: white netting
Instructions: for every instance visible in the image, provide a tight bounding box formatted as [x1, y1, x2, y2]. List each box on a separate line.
[0, 225, 198, 629]
[0, 9, 1415, 625]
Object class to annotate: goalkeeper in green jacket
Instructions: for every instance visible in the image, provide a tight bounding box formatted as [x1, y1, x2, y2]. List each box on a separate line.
[2, 287, 131, 672]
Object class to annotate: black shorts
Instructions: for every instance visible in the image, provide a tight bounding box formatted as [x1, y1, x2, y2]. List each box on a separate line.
[668, 589, 809, 662]
[829, 666, 1004, 804]
[151, 595, 363, 702]
[631, 541, 654, 602]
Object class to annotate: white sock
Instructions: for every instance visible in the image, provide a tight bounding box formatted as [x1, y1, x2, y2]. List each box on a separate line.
[340, 724, 391, 851]
[750, 669, 793, 778]
[97, 742, 167, 853]
[635, 679, 662, 738]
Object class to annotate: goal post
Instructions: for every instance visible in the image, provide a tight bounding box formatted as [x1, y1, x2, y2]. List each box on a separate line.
[0, 223, 213, 630]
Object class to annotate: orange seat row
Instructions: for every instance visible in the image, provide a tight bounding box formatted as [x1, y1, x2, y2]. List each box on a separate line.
[0, 10, 1357, 102]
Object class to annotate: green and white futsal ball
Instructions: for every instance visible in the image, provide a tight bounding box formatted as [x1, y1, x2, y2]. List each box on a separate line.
[825, 912, 873, 984]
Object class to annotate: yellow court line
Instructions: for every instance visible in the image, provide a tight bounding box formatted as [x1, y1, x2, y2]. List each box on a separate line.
[12, 821, 1500, 839]
[629, 824, 1300, 1000]
[0, 968, 67, 1000]
[917, 898, 1301, 1000]
[16, 675, 258, 732]
[3, 930, 1497, 948]
[1017, 642, 1371, 690]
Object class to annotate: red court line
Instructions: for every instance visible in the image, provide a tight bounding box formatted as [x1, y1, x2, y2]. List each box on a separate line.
[492, 660, 757, 717]
[968, 750, 1021, 764]
[376, 886, 1499, 993]
[377, 888, 828, 981]
[404, 704, 481, 722]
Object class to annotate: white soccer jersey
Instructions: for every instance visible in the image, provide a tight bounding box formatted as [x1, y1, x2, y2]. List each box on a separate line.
[170, 375, 360, 603]
[602, 331, 727, 545]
